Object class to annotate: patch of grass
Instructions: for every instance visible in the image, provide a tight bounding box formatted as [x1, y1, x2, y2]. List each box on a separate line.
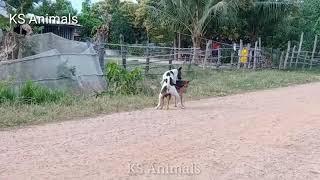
[0, 81, 67, 105]
[1, 67, 320, 129]
[20, 81, 67, 104]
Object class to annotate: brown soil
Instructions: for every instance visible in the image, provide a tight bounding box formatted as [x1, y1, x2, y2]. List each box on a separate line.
[1, 83, 320, 180]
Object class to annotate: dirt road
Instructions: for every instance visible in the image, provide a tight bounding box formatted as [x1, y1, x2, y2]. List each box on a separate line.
[1, 83, 320, 180]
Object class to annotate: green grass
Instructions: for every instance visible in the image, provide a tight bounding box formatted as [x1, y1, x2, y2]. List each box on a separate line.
[1, 67, 320, 129]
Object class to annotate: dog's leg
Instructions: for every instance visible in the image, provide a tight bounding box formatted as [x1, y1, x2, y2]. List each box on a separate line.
[180, 94, 185, 108]
[155, 93, 163, 110]
[160, 96, 165, 109]
[174, 96, 177, 107]
[169, 88, 183, 109]
[166, 95, 171, 110]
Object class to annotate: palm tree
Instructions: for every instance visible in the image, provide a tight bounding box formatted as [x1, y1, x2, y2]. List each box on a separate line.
[151, 0, 293, 62]
[152, 0, 239, 62]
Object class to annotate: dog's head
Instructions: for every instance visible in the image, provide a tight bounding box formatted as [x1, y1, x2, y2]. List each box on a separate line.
[177, 80, 190, 93]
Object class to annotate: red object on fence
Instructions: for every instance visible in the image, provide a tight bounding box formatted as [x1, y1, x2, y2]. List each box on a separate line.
[212, 42, 221, 56]
[212, 42, 221, 49]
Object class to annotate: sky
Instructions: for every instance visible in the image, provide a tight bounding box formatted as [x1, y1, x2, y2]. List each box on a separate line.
[70, 0, 102, 12]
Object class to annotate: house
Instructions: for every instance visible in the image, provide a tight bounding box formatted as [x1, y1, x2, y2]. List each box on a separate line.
[38, 22, 81, 40]
[25, 14, 82, 40]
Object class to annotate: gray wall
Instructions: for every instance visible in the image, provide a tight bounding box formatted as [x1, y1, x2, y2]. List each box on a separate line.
[0, 33, 107, 94]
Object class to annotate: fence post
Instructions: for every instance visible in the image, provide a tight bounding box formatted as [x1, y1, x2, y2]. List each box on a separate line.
[258, 37, 262, 50]
[303, 51, 308, 70]
[258, 37, 262, 65]
[296, 32, 304, 68]
[310, 35, 318, 69]
[253, 41, 258, 70]
[237, 39, 243, 69]
[249, 45, 253, 68]
[217, 48, 221, 68]
[231, 43, 236, 66]
[246, 43, 251, 69]
[178, 32, 181, 61]
[120, 34, 126, 69]
[145, 43, 150, 74]
[203, 40, 212, 69]
[284, 41, 291, 69]
[279, 51, 284, 70]
[169, 49, 173, 70]
[173, 34, 177, 61]
[289, 45, 296, 68]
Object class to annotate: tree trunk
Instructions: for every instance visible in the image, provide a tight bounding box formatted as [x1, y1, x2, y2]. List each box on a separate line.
[178, 32, 181, 60]
[192, 34, 201, 64]
[173, 33, 177, 61]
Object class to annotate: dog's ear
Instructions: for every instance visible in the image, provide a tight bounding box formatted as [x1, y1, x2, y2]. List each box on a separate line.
[178, 67, 182, 71]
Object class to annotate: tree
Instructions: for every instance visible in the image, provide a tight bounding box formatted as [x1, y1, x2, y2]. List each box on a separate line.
[78, 0, 103, 38]
[150, 0, 240, 62]
[32, 0, 77, 16]
[6, 0, 41, 13]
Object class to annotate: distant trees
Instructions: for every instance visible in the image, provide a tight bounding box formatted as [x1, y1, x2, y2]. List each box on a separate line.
[2, 0, 320, 50]
[32, 0, 77, 16]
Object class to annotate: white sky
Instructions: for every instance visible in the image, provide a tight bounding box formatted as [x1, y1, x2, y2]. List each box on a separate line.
[70, 0, 101, 12]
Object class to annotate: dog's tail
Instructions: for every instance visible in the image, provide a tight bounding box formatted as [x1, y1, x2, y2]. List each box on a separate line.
[165, 75, 171, 91]
[160, 79, 164, 85]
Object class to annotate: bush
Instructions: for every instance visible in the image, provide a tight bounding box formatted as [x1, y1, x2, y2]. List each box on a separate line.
[0, 81, 67, 105]
[106, 62, 143, 95]
[0, 82, 16, 103]
[20, 81, 66, 104]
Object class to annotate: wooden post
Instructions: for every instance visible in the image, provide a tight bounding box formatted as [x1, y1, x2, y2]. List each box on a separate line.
[173, 34, 177, 61]
[253, 41, 258, 70]
[230, 49, 234, 67]
[284, 41, 291, 69]
[178, 32, 181, 61]
[217, 48, 221, 68]
[145, 43, 150, 74]
[258, 37, 262, 65]
[237, 39, 243, 69]
[295, 32, 304, 68]
[231, 43, 236, 66]
[169, 49, 173, 70]
[248, 46, 253, 68]
[303, 51, 308, 70]
[289, 45, 296, 68]
[246, 43, 251, 68]
[310, 35, 318, 69]
[279, 51, 284, 70]
[120, 34, 126, 69]
[96, 26, 108, 73]
[203, 40, 212, 69]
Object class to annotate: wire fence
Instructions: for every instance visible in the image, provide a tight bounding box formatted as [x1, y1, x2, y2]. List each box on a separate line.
[105, 40, 267, 76]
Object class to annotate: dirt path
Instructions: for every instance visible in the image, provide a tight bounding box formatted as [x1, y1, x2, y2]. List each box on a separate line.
[1, 83, 320, 180]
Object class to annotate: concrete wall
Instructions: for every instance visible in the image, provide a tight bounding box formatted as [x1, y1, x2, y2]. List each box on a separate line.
[0, 33, 107, 94]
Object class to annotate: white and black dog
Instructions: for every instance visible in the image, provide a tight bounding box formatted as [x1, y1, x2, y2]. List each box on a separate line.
[156, 67, 184, 109]
[160, 67, 182, 86]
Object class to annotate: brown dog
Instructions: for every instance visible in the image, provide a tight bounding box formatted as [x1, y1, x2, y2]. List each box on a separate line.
[159, 80, 190, 110]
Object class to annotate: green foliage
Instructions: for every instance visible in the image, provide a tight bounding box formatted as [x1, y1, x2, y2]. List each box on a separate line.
[0, 82, 16, 103]
[20, 81, 66, 104]
[32, 0, 77, 16]
[106, 62, 143, 95]
[0, 81, 66, 105]
[6, 0, 41, 13]
[78, 0, 103, 38]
